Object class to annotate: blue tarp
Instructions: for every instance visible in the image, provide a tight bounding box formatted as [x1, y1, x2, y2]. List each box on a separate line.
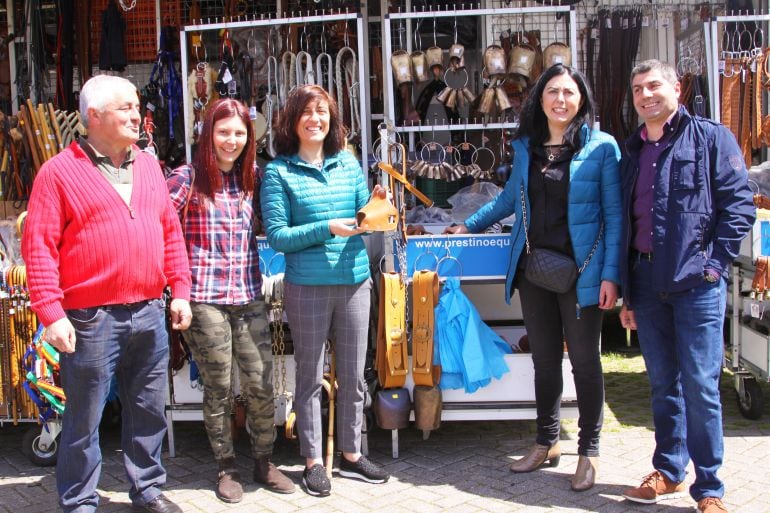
[434, 278, 512, 393]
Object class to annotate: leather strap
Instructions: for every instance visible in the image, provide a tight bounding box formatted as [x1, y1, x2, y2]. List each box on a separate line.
[740, 58, 752, 165]
[720, 61, 741, 142]
[377, 162, 433, 207]
[412, 270, 440, 387]
[376, 272, 408, 389]
[753, 52, 764, 150]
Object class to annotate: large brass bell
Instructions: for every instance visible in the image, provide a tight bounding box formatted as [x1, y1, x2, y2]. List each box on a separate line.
[543, 42, 572, 68]
[391, 49, 413, 85]
[508, 43, 537, 79]
[411, 50, 429, 83]
[448, 43, 465, 70]
[425, 46, 444, 77]
[483, 44, 507, 77]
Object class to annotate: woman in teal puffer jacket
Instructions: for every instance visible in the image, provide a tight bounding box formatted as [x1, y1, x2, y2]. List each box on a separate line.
[446, 65, 622, 491]
[261, 85, 389, 497]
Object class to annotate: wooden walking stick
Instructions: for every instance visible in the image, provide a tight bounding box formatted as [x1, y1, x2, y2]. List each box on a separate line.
[324, 341, 336, 479]
[47, 103, 64, 153]
[18, 107, 42, 174]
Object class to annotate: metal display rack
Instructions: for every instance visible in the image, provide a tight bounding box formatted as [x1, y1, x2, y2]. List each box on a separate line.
[704, 12, 770, 420]
[178, 10, 371, 171]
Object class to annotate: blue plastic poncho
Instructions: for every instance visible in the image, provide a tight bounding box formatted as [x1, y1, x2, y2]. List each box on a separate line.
[434, 278, 512, 393]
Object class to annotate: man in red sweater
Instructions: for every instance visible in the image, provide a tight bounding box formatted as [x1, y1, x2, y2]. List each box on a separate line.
[22, 75, 192, 513]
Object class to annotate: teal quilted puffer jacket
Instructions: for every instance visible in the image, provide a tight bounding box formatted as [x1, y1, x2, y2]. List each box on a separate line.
[261, 150, 371, 286]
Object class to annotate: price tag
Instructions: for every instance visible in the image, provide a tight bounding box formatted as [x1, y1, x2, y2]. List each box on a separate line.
[680, 17, 689, 30]
[642, 16, 650, 27]
[222, 68, 233, 84]
[249, 106, 258, 120]
[750, 302, 762, 318]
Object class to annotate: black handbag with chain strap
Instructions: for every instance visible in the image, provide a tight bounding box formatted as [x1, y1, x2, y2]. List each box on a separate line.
[520, 184, 603, 294]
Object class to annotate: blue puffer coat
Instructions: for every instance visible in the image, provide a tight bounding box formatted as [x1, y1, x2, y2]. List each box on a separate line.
[464, 125, 622, 310]
[261, 150, 371, 286]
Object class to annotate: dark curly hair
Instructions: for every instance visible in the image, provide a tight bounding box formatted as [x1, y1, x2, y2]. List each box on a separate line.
[273, 85, 347, 157]
[514, 64, 595, 150]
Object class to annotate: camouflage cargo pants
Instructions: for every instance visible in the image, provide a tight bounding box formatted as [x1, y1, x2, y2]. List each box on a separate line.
[183, 301, 276, 460]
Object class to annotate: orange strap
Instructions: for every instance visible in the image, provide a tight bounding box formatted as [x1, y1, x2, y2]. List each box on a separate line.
[411, 270, 441, 387]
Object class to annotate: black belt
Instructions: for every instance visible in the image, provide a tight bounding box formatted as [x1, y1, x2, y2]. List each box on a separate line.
[631, 249, 653, 262]
[102, 298, 157, 310]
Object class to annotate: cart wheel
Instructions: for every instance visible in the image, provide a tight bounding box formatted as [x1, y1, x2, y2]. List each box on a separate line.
[22, 425, 60, 466]
[736, 378, 764, 420]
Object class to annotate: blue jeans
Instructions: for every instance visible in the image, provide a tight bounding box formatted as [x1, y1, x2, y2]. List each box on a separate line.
[631, 259, 726, 501]
[58, 299, 169, 513]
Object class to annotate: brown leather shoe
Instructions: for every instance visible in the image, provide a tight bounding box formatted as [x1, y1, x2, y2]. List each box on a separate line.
[570, 455, 597, 491]
[509, 442, 561, 473]
[254, 455, 296, 494]
[215, 458, 243, 504]
[697, 497, 730, 513]
[622, 470, 686, 504]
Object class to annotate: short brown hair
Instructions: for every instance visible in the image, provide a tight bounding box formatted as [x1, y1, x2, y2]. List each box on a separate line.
[273, 85, 347, 156]
[630, 59, 678, 86]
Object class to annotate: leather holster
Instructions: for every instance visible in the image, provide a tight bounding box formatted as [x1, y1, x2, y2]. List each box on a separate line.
[356, 195, 398, 231]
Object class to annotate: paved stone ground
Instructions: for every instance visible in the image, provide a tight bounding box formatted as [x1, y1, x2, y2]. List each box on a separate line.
[2, 353, 769, 513]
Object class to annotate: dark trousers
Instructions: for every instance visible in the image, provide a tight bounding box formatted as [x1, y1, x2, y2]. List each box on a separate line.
[517, 274, 605, 456]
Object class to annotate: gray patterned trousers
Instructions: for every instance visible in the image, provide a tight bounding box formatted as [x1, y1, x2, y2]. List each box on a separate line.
[284, 279, 372, 459]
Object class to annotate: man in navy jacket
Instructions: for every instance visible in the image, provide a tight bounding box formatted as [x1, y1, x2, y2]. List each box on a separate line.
[618, 60, 755, 513]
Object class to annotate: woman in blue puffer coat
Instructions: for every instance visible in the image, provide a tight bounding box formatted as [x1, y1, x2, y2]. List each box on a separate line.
[261, 85, 389, 497]
[445, 64, 622, 491]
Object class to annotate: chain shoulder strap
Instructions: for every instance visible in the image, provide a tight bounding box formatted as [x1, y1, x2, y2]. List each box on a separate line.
[519, 184, 603, 274]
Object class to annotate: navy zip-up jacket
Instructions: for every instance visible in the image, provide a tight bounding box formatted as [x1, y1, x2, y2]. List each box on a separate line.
[620, 106, 755, 307]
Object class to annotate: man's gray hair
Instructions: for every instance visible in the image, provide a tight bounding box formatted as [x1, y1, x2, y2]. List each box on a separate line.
[630, 59, 678, 86]
[79, 75, 137, 128]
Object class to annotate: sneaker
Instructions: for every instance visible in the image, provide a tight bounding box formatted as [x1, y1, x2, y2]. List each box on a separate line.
[338, 455, 390, 484]
[622, 470, 686, 504]
[697, 497, 730, 513]
[302, 464, 331, 497]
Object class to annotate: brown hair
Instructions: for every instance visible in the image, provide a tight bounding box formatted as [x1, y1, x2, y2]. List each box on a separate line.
[629, 59, 678, 87]
[273, 85, 347, 156]
[192, 98, 256, 198]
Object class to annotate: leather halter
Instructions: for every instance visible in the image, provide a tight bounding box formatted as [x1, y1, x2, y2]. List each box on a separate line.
[315, 52, 335, 99]
[335, 46, 359, 140]
[295, 51, 315, 86]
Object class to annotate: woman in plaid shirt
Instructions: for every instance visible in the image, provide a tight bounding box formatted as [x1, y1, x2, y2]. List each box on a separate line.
[166, 99, 295, 503]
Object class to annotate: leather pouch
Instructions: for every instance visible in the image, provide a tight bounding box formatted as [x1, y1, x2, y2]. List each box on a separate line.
[374, 387, 411, 430]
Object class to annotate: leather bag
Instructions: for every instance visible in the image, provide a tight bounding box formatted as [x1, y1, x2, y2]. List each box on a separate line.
[524, 248, 577, 294]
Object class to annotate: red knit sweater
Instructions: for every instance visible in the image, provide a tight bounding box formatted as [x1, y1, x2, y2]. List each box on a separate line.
[21, 142, 192, 326]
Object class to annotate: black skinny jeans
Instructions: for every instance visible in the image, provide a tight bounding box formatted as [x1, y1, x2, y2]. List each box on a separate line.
[517, 272, 605, 457]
